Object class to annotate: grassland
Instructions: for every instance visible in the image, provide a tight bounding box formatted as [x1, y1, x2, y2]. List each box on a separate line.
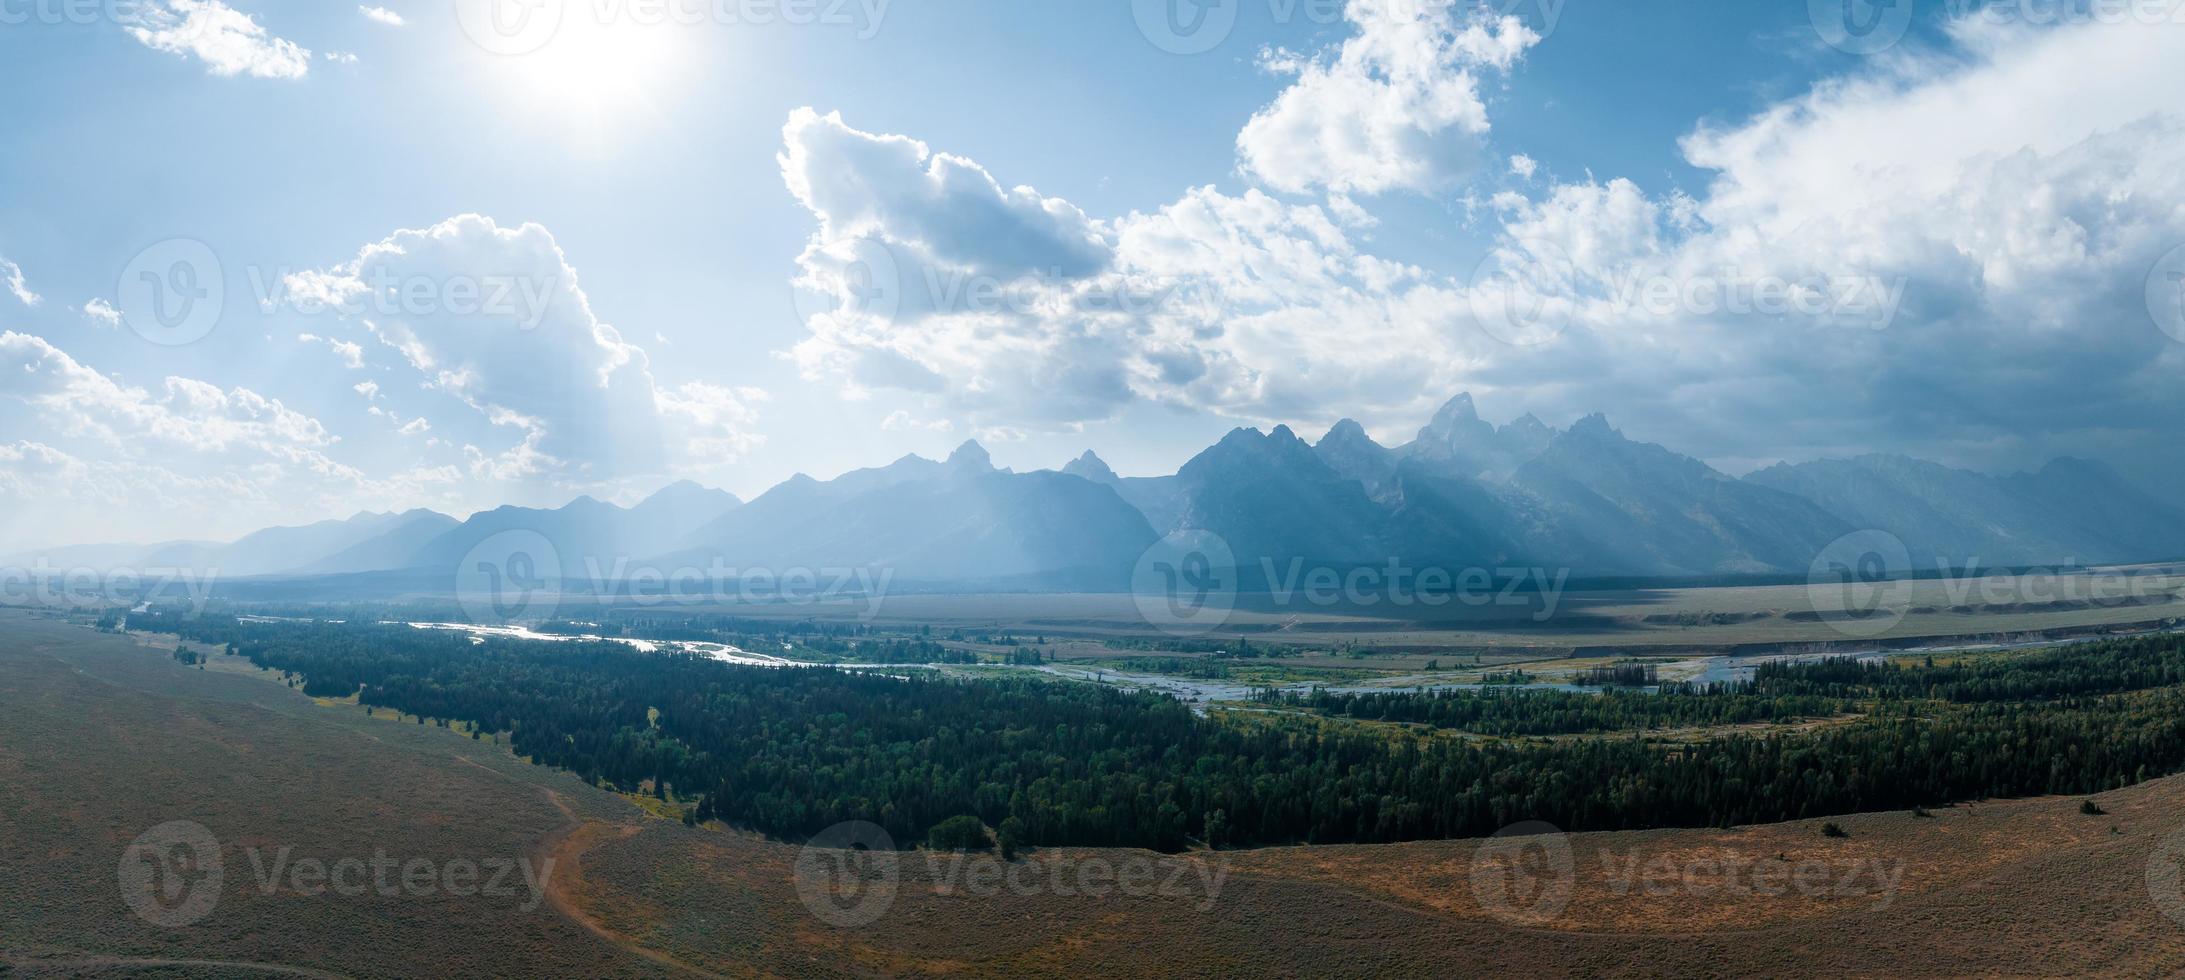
[11, 605, 2185, 976]
[509, 564, 2185, 664]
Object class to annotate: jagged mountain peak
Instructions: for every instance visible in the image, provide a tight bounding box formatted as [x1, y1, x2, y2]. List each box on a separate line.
[1566, 413, 1620, 440]
[1318, 418, 1380, 448]
[1062, 450, 1119, 483]
[946, 439, 995, 471]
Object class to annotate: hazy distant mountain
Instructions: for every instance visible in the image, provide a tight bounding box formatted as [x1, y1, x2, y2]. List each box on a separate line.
[293, 510, 465, 576]
[664, 441, 1156, 587]
[1750, 454, 2185, 567]
[397, 482, 743, 581]
[1062, 450, 1187, 532]
[1314, 419, 1400, 499]
[1510, 415, 1853, 575]
[1164, 425, 1393, 568]
[4, 510, 459, 578]
[57, 392, 2185, 591]
[222, 509, 460, 577]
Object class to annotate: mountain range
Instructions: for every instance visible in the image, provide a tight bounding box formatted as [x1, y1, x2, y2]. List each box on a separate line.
[16, 394, 2185, 589]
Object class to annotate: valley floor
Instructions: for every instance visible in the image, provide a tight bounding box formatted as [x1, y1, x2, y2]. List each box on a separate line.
[5, 607, 2185, 978]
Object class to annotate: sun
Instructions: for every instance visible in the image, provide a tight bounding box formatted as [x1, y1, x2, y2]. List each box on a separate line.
[488, 12, 687, 134]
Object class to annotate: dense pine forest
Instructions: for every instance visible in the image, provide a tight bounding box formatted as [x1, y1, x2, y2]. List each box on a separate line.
[140, 611, 2185, 852]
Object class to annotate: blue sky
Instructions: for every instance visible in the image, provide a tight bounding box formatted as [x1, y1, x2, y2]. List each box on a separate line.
[3, 0, 2182, 549]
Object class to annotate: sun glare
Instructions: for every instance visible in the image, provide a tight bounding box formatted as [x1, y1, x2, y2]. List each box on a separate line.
[493, 14, 685, 132]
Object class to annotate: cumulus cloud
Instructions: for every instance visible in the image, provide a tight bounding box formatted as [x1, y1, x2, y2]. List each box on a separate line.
[288, 215, 764, 478]
[782, 110, 1474, 430]
[298, 332, 366, 369]
[780, 6, 2185, 482]
[123, 0, 311, 79]
[80, 298, 121, 326]
[358, 5, 404, 26]
[1, 257, 37, 306]
[0, 331, 338, 458]
[1457, 10, 2185, 473]
[1236, 2, 1539, 196]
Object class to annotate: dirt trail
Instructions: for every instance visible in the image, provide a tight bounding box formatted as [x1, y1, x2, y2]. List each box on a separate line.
[452, 755, 730, 979]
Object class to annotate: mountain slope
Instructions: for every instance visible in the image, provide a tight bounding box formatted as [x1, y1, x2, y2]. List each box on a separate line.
[1511, 415, 1853, 575]
[666, 442, 1156, 587]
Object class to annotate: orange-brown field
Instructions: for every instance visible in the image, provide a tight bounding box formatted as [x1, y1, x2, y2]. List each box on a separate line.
[6, 606, 2185, 978]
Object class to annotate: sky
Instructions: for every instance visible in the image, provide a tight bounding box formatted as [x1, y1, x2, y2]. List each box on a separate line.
[2, 0, 2183, 550]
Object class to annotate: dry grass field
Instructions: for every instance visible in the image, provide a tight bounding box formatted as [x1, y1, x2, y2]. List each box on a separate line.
[9, 605, 2185, 977]
[529, 565, 2185, 661]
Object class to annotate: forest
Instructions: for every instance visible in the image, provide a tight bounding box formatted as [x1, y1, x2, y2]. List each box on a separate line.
[137, 610, 2185, 853]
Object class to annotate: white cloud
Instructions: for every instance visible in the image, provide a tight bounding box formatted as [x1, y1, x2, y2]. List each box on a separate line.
[298, 332, 366, 369]
[290, 215, 765, 478]
[123, 0, 311, 79]
[782, 110, 1470, 430]
[1236, 2, 1539, 197]
[1, 257, 38, 306]
[0, 331, 338, 457]
[324, 51, 359, 64]
[358, 5, 404, 26]
[1449, 8, 2185, 472]
[1508, 153, 1537, 179]
[779, 5, 2185, 479]
[80, 298, 121, 326]
[353, 380, 380, 400]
